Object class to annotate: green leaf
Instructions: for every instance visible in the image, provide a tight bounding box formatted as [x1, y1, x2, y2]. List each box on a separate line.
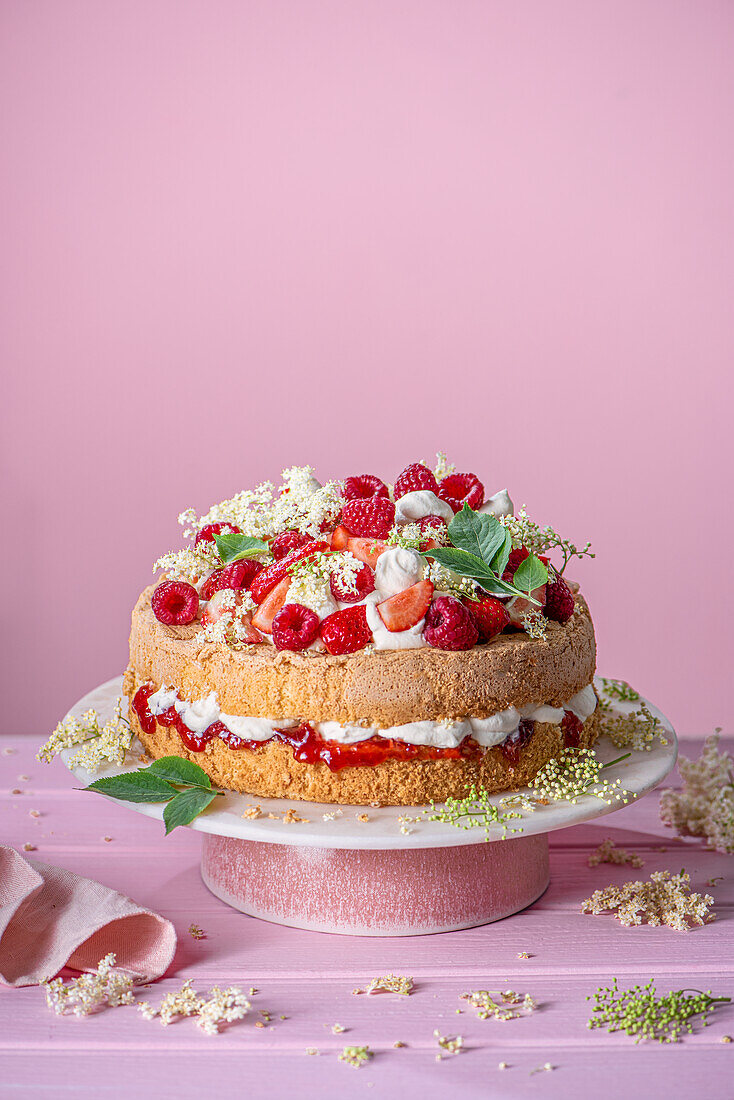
[147, 755, 212, 789]
[448, 506, 507, 565]
[489, 529, 513, 578]
[214, 533, 269, 564]
[512, 554, 548, 595]
[84, 771, 177, 803]
[428, 547, 497, 583]
[163, 787, 217, 834]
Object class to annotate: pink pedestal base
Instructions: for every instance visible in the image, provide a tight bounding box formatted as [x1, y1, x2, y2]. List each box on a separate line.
[201, 833, 550, 936]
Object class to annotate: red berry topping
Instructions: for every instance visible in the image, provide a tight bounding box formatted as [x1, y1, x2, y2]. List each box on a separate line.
[250, 540, 327, 604]
[438, 472, 484, 513]
[470, 595, 511, 642]
[200, 559, 263, 601]
[329, 562, 375, 603]
[346, 537, 389, 568]
[341, 496, 396, 539]
[561, 710, 583, 747]
[194, 522, 240, 547]
[151, 581, 199, 625]
[393, 462, 438, 499]
[320, 604, 372, 655]
[251, 577, 291, 633]
[503, 546, 530, 581]
[330, 525, 351, 550]
[424, 595, 479, 650]
[179, 722, 219, 754]
[377, 579, 434, 632]
[545, 573, 575, 623]
[343, 474, 389, 502]
[272, 602, 320, 651]
[271, 530, 313, 560]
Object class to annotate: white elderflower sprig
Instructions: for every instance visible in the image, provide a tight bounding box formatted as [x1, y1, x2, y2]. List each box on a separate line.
[460, 989, 537, 1021]
[154, 542, 219, 583]
[141, 979, 250, 1034]
[581, 870, 715, 931]
[38, 702, 132, 772]
[603, 703, 668, 752]
[364, 974, 414, 996]
[520, 609, 550, 640]
[434, 1031, 464, 1057]
[287, 549, 362, 606]
[425, 561, 480, 600]
[428, 785, 524, 838]
[270, 466, 344, 538]
[432, 451, 456, 482]
[588, 838, 644, 869]
[660, 733, 734, 854]
[44, 954, 135, 1016]
[193, 591, 258, 649]
[531, 747, 631, 806]
[499, 507, 593, 574]
[179, 482, 277, 542]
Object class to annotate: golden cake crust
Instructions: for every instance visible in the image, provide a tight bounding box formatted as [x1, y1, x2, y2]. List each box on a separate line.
[129, 706, 600, 805]
[128, 585, 596, 727]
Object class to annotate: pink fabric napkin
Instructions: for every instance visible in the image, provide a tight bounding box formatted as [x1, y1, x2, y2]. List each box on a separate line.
[0, 845, 177, 987]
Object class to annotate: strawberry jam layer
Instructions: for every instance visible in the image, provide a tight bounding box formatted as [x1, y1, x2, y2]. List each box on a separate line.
[132, 684, 483, 773]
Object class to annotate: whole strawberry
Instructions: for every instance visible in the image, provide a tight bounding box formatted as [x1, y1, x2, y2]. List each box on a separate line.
[470, 595, 510, 642]
[545, 573, 575, 623]
[424, 596, 479, 650]
[341, 496, 395, 539]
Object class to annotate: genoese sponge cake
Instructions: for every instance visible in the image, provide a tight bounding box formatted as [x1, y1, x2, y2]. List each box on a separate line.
[125, 457, 598, 805]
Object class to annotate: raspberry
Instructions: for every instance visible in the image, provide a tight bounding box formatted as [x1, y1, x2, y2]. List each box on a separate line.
[200, 559, 263, 600]
[194, 522, 240, 547]
[424, 595, 479, 650]
[503, 546, 530, 582]
[272, 603, 320, 651]
[393, 462, 438, 499]
[438, 472, 484, 513]
[320, 604, 372, 655]
[415, 514, 449, 549]
[341, 496, 395, 539]
[151, 581, 199, 625]
[271, 530, 313, 560]
[343, 474, 389, 502]
[470, 595, 510, 642]
[329, 562, 375, 603]
[545, 573, 575, 623]
[250, 540, 328, 604]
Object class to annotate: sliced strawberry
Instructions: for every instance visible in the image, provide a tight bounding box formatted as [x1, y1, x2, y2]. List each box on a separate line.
[201, 588, 243, 627]
[251, 577, 291, 634]
[250, 540, 327, 604]
[377, 579, 434, 633]
[508, 586, 547, 627]
[346, 537, 389, 569]
[330, 525, 352, 551]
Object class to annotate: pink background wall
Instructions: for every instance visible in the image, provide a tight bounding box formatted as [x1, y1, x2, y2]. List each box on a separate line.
[2, 0, 732, 738]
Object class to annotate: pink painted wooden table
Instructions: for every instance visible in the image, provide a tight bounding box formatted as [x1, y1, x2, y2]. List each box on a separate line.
[2, 735, 733, 1099]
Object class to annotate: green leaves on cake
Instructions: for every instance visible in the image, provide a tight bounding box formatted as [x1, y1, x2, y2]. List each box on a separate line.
[430, 505, 548, 604]
[214, 532, 269, 564]
[84, 756, 221, 833]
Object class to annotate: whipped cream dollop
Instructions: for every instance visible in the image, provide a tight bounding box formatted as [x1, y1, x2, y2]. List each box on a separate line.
[394, 490, 454, 525]
[479, 488, 514, 518]
[374, 547, 424, 598]
[363, 590, 427, 651]
[144, 683, 596, 749]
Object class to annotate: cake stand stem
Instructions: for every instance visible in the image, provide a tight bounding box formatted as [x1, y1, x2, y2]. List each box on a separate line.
[201, 832, 550, 936]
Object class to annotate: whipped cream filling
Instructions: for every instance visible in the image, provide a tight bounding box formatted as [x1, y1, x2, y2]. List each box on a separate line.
[145, 683, 596, 749]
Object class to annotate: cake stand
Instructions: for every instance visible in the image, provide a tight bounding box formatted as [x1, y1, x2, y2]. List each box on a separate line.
[61, 677, 677, 936]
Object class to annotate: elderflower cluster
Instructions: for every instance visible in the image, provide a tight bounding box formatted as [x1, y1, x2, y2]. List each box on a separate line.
[287, 549, 362, 609]
[338, 1045, 373, 1068]
[38, 702, 132, 772]
[581, 870, 714, 931]
[425, 561, 480, 600]
[193, 591, 258, 648]
[363, 974, 414, 996]
[531, 747, 630, 806]
[434, 1031, 464, 1056]
[139, 979, 250, 1034]
[44, 954, 135, 1016]
[588, 979, 730, 1043]
[154, 541, 220, 584]
[499, 507, 593, 573]
[660, 734, 734, 854]
[432, 451, 456, 482]
[603, 703, 668, 751]
[588, 838, 644, 868]
[460, 989, 537, 1021]
[428, 784, 524, 838]
[520, 609, 550, 640]
[179, 482, 277, 541]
